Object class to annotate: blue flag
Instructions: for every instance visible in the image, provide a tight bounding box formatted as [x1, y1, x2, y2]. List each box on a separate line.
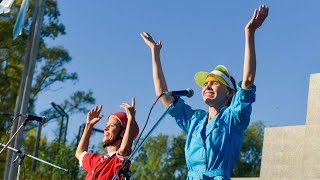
[0, 0, 15, 14]
[13, 0, 30, 39]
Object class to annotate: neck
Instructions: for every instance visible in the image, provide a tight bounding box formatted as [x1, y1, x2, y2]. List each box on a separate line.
[106, 140, 121, 153]
[207, 104, 224, 122]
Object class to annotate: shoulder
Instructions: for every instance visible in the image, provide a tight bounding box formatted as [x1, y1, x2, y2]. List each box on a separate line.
[236, 81, 256, 94]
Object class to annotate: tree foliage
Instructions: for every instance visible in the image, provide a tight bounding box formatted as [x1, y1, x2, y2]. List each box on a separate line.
[19, 128, 86, 180]
[131, 133, 187, 180]
[0, 0, 95, 178]
[232, 121, 265, 177]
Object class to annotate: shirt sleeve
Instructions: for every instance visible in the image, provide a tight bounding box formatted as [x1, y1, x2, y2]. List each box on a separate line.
[79, 151, 88, 167]
[168, 98, 196, 132]
[80, 151, 101, 173]
[229, 81, 256, 130]
[116, 151, 129, 161]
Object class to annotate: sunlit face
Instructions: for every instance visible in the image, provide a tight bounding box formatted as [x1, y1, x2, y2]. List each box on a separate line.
[102, 116, 123, 144]
[202, 80, 231, 107]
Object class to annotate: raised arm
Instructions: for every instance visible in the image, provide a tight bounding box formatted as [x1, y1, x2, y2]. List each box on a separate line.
[118, 98, 136, 156]
[242, 5, 269, 89]
[140, 32, 174, 107]
[75, 105, 103, 159]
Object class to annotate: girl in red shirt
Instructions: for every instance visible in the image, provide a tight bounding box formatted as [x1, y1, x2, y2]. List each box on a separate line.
[75, 98, 139, 180]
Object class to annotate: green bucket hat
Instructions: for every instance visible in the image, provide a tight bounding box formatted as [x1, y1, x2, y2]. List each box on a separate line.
[194, 65, 235, 90]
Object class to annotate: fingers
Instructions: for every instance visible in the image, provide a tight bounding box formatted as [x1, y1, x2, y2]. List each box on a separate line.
[140, 32, 156, 44]
[257, 4, 269, 19]
[252, 8, 258, 20]
[259, 5, 262, 14]
[97, 105, 103, 113]
[120, 103, 133, 109]
[263, 5, 269, 17]
[142, 32, 150, 38]
[251, 5, 268, 20]
[98, 114, 104, 119]
[140, 32, 147, 39]
[120, 98, 136, 114]
[131, 97, 135, 108]
[89, 105, 103, 115]
[94, 105, 99, 112]
[140, 32, 150, 40]
[89, 107, 95, 114]
[94, 105, 103, 113]
[246, 4, 269, 31]
[87, 105, 104, 124]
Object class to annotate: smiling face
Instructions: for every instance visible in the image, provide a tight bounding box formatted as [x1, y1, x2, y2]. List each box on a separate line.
[202, 80, 231, 107]
[102, 116, 123, 144]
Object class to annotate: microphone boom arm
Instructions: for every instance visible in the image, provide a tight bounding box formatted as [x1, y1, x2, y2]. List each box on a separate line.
[0, 117, 30, 156]
[0, 143, 68, 172]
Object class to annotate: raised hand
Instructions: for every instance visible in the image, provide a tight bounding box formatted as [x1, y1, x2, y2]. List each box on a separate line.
[140, 32, 162, 51]
[76, 105, 104, 159]
[246, 5, 269, 32]
[86, 105, 103, 126]
[120, 98, 136, 120]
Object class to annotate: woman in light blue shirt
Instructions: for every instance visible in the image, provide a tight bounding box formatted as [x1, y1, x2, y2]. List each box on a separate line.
[141, 5, 269, 180]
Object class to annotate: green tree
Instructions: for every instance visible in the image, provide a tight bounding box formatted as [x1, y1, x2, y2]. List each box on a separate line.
[0, 0, 77, 119]
[232, 121, 265, 177]
[0, 0, 95, 178]
[131, 133, 187, 180]
[18, 128, 86, 180]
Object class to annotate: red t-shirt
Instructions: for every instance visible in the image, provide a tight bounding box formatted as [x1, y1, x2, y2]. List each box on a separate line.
[80, 151, 128, 180]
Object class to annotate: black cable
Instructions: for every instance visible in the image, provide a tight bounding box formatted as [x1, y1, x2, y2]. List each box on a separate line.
[1, 115, 21, 145]
[132, 94, 163, 153]
[23, 158, 25, 180]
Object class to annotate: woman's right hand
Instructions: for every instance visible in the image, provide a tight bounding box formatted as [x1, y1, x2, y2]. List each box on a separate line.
[140, 32, 162, 51]
[245, 5, 269, 33]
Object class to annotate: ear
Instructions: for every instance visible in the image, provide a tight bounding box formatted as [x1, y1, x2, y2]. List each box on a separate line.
[120, 129, 125, 137]
[227, 89, 235, 99]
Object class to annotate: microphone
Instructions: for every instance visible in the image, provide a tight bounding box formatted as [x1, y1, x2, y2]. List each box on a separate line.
[163, 88, 194, 98]
[20, 114, 49, 124]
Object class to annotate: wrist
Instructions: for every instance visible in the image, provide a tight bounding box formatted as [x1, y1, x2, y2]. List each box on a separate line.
[85, 122, 95, 128]
[151, 46, 161, 53]
[126, 117, 135, 126]
[245, 27, 256, 35]
[126, 116, 135, 122]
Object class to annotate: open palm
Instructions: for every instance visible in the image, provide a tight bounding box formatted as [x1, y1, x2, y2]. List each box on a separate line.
[246, 5, 269, 32]
[87, 105, 103, 125]
[140, 32, 162, 51]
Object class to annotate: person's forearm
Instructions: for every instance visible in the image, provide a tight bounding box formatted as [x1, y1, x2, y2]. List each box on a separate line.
[118, 117, 135, 156]
[242, 30, 256, 89]
[75, 123, 93, 159]
[151, 49, 174, 107]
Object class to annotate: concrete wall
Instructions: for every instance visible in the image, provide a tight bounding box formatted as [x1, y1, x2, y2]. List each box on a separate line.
[259, 126, 305, 179]
[233, 73, 320, 180]
[303, 73, 320, 179]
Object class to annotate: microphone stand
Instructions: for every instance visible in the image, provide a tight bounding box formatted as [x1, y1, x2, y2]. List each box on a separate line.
[0, 143, 68, 180]
[112, 102, 175, 180]
[0, 115, 68, 179]
[0, 116, 30, 156]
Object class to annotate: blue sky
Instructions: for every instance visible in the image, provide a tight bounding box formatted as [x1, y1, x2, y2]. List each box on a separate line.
[35, 0, 320, 144]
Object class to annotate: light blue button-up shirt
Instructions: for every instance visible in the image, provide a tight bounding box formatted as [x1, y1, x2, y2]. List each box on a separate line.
[168, 82, 256, 180]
